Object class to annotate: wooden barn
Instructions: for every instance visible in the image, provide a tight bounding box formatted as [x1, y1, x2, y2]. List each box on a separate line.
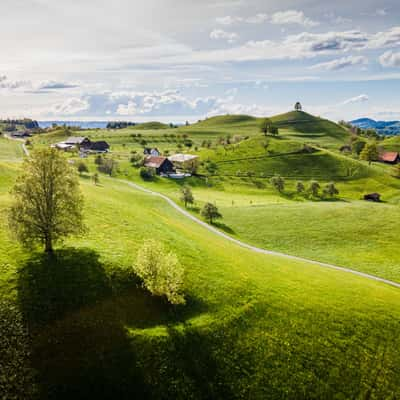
[379, 151, 400, 164]
[144, 156, 174, 175]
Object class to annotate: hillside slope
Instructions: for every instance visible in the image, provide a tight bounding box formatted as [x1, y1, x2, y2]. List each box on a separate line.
[1, 159, 400, 398]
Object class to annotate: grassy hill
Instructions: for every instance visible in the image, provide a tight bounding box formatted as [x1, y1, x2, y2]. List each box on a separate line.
[197, 114, 257, 127]
[133, 121, 170, 130]
[1, 156, 400, 398]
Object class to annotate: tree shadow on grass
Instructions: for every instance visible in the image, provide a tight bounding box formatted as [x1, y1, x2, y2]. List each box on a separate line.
[212, 221, 236, 235]
[16, 248, 208, 399]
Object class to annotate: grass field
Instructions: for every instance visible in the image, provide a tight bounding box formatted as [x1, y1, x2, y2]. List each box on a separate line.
[1, 156, 400, 398]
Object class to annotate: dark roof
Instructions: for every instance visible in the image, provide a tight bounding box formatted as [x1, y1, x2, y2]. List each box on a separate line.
[379, 152, 399, 163]
[65, 136, 90, 145]
[90, 141, 110, 150]
[144, 156, 167, 168]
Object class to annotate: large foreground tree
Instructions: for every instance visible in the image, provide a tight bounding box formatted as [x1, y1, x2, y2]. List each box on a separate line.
[8, 148, 85, 253]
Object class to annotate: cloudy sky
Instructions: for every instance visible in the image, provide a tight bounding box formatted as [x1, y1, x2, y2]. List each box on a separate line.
[1, 0, 400, 122]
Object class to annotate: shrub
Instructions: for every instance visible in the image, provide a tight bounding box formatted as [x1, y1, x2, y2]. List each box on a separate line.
[135, 240, 185, 305]
[140, 167, 155, 181]
[98, 158, 118, 176]
[308, 180, 320, 197]
[77, 161, 89, 175]
[270, 175, 285, 193]
[296, 181, 305, 194]
[323, 182, 339, 198]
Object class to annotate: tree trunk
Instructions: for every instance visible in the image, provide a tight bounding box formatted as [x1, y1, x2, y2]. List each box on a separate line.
[45, 236, 53, 253]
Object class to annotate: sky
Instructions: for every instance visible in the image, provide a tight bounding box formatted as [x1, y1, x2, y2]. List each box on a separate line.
[1, 0, 400, 122]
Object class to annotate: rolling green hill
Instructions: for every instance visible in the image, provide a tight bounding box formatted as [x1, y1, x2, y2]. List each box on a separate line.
[133, 121, 170, 130]
[1, 156, 400, 398]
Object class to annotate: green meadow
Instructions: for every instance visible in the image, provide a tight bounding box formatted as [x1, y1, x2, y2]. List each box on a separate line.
[2, 111, 400, 398]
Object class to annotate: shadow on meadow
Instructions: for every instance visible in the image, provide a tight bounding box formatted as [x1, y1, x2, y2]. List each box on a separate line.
[16, 248, 207, 399]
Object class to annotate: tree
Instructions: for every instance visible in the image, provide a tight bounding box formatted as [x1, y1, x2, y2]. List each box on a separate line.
[360, 142, 379, 165]
[352, 140, 366, 155]
[135, 240, 185, 305]
[270, 175, 285, 193]
[201, 202, 222, 224]
[97, 158, 118, 176]
[92, 173, 99, 185]
[8, 148, 85, 253]
[140, 167, 155, 181]
[180, 186, 194, 208]
[296, 181, 305, 194]
[294, 102, 302, 111]
[308, 180, 320, 197]
[260, 118, 272, 135]
[77, 161, 89, 175]
[323, 182, 339, 198]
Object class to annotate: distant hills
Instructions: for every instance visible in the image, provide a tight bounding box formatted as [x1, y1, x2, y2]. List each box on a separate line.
[351, 118, 400, 135]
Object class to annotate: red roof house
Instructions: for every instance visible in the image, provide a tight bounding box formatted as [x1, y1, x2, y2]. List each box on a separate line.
[379, 152, 400, 164]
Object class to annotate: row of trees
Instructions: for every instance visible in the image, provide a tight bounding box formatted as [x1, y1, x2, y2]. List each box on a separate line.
[270, 175, 339, 198]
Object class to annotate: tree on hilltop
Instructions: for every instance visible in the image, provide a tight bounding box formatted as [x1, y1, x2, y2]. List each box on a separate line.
[294, 102, 302, 111]
[8, 148, 85, 253]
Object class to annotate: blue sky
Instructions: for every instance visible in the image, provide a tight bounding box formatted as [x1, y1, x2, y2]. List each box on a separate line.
[1, 0, 400, 122]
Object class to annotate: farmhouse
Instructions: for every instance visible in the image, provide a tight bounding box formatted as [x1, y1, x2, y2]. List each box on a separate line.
[143, 147, 160, 156]
[11, 131, 31, 138]
[144, 156, 174, 175]
[89, 141, 110, 153]
[168, 153, 199, 172]
[379, 151, 400, 164]
[65, 137, 92, 149]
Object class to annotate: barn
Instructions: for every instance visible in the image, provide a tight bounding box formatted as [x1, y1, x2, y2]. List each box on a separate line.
[379, 151, 400, 164]
[144, 156, 174, 175]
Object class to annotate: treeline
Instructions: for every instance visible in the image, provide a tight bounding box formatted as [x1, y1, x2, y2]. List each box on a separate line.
[106, 121, 137, 129]
[339, 121, 382, 140]
[1, 118, 39, 130]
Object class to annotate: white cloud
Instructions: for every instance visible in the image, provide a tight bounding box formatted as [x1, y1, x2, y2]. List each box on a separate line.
[210, 29, 238, 43]
[0, 75, 31, 90]
[245, 13, 269, 24]
[379, 51, 400, 67]
[270, 10, 319, 27]
[342, 94, 369, 105]
[216, 16, 242, 25]
[310, 55, 368, 70]
[38, 81, 79, 90]
[50, 97, 90, 115]
[369, 27, 400, 49]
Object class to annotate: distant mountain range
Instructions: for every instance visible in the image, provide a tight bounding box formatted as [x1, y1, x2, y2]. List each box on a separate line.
[350, 118, 400, 135]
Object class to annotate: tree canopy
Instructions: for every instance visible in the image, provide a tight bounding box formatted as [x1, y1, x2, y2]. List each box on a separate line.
[8, 148, 85, 252]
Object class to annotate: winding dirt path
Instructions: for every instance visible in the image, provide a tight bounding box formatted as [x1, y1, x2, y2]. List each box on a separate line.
[116, 178, 400, 290]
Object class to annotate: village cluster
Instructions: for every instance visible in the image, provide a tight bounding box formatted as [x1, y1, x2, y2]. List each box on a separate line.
[52, 136, 199, 178]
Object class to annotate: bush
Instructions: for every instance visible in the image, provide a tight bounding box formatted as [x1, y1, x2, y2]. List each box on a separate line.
[308, 180, 320, 197]
[140, 167, 155, 181]
[135, 240, 185, 305]
[97, 158, 118, 176]
[270, 175, 285, 192]
[323, 182, 339, 198]
[77, 161, 89, 175]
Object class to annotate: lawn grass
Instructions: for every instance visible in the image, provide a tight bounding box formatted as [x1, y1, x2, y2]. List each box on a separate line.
[1, 158, 400, 398]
